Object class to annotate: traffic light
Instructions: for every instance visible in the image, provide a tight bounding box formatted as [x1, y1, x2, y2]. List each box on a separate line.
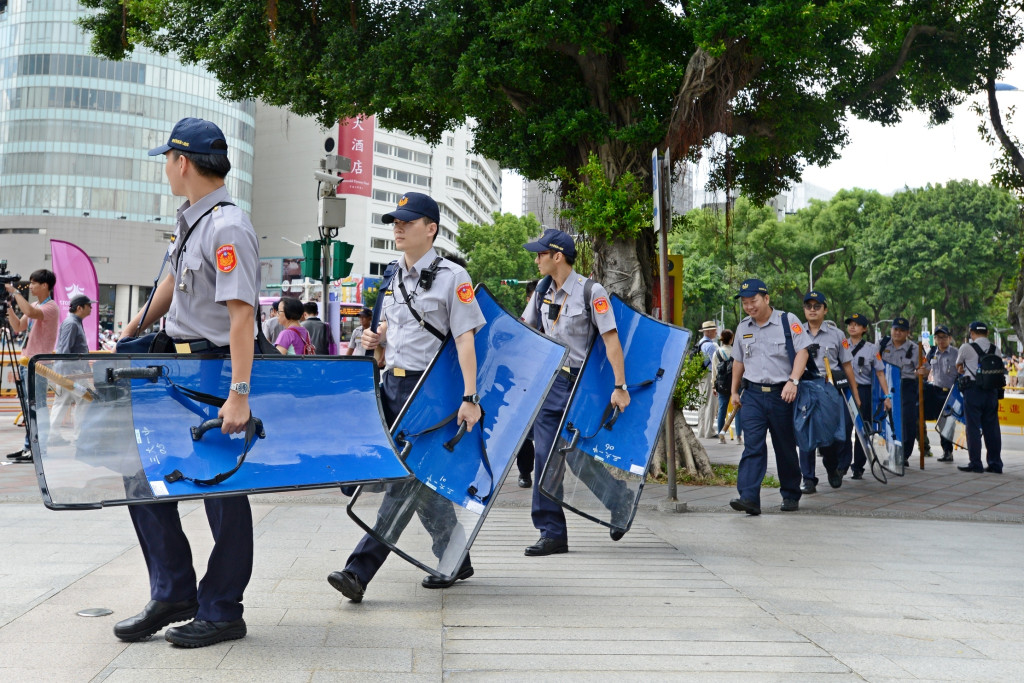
[331, 241, 354, 279]
[500, 279, 520, 286]
[301, 240, 321, 279]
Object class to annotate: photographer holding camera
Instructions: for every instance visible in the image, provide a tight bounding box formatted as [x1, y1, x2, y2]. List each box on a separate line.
[4, 268, 59, 462]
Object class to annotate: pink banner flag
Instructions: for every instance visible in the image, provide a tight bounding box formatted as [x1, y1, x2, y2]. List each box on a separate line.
[337, 115, 375, 197]
[49, 240, 100, 351]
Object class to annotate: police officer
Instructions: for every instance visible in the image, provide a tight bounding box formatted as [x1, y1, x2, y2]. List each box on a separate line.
[345, 307, 374, 356]
[795, 291, 860, 493]
[521, 228, 631, 554]
[844, 314, 892, 479]
[729, 279, 811, 514]
[927, 325, 958, 462]
[114, 118, 260, 647]
[328, 192, 485, 601]
[878, 317, 928, 466]
[955, 322, 1004, 473]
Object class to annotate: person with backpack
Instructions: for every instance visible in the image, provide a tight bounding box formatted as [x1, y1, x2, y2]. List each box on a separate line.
[520, 228, 632, 554]
[878, 317, 928, 466]
[695, 321, 720, 439]
[954, 321, 1004, 473]
[926, 326, 958, 462]
[713, 329, 741, 443]
[273, 298, 316, 355]
[301, 301, 333, 355]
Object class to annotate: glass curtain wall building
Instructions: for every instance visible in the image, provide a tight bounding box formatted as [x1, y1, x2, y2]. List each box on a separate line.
[0, 0, 255, 331]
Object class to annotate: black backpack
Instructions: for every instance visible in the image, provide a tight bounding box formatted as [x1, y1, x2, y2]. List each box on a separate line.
[713, 349, 733, 394]
[970, 342, 1006, 390]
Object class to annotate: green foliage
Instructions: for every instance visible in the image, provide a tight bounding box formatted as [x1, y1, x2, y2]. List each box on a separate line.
[649, 462, 780, 488]
[556, 153, 653, 242]
[456, 212, 543, 315]
[673, 353, 707, 412]
[362, 285, 379, 310]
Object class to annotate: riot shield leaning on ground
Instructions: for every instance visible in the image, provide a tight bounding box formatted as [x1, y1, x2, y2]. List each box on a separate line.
[936, 382, 967, 450]
[346, 285, 568, 582]
[872, 361, 905, 476]
[539, 295, 690, 538]
[29, 354, 410, 509]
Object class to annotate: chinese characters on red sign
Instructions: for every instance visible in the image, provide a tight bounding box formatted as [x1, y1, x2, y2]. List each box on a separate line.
[336, 115, 375, 197]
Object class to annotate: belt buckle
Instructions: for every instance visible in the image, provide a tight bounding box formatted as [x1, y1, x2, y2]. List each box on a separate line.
[393, 367, 406, 377]
[561, 365, 571, 374]
[174, 342, 191, 354]
[761, 385, 771, 392]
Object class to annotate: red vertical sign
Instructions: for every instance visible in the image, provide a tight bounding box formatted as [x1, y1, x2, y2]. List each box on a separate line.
[337, 115, 375, 197]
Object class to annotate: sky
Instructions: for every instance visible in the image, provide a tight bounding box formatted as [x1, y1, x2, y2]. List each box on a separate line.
[501, 55, 1024, 214]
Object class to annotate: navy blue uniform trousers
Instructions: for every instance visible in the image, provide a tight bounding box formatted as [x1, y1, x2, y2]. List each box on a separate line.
[126, 341, 252, 622]
[963, 385, 1003, 470]
[735, 387, 802, 504]
[900, 378, 920, 463]
[344, 371, 470, 585]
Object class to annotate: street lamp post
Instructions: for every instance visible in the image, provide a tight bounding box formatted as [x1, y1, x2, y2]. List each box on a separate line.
[874, 319, 893, 344]
[809, 247, 845, 291]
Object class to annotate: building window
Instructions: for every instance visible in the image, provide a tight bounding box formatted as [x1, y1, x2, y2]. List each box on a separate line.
[370, 237, 396, 251]
[369, 261, 391, 276]
[446, 136, 455, 147]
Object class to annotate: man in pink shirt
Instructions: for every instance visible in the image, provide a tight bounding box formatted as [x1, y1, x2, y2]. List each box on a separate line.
[5, 269, 59, 462]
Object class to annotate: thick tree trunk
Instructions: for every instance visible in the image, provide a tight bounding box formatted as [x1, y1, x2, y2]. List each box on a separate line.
[651, 412, 715, 481]
[1010, 267, 1024, 345]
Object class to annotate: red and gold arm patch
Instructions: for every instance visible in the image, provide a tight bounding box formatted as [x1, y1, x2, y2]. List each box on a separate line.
[841, 338, 850, 349]
[791, 322, 803, 335]
[457, 282, 474, 303]
[593, 297, 609, 314]
[216, 244, 237, 273]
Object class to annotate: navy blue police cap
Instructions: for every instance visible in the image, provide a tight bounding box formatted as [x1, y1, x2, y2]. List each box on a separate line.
[359, 307, 373, 317]
[149, 117, 229, 156]
[523, 228, 577, 260]
[735, 278, 769, 299]
[969, 321, 989, 333]
[803, 290, 827, 306]
[934, 325, 951, 336]
[844, 313, 869, 327]
[382, 192, 440, 225]
[891, 317, 911, 330]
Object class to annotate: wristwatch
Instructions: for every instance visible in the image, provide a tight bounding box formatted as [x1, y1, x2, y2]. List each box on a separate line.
[615, 383, 628, 391]
[230, 381, 250, 395]
[462, 393, 480, 405]
[787, 378, 800, 386]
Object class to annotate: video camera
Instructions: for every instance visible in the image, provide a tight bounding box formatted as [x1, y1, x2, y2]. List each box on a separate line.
[0, 260, 21, 305]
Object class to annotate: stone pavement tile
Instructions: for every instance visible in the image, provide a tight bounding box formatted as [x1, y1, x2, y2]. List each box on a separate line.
[806, 632, 984, 657]
[959, 638, 1024, 660]
[108, 637, 231, 669]
[832, 652, 914, 678]
[448, 674, 864, 683]
[886, 654, 1024, 681]
[445, 624, 809, 643]
[323, 625, 440, 649]
[104, 670, 312, 683]
[0, 641, 127, 670]
[441, 652, 850, 673]
[0, 668, 97, 683]
[813, 616, 994, 641]
[0, 603, 133, 644]
[279, 608, 441, 629]
[217, 644, 414, 672]
[443, 638, 824, 657]
[755, 597, 933, 620]
[311, 673, 436, 683]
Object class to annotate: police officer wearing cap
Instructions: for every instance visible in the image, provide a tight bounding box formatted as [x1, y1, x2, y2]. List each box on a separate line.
[795, 291, 861, 493]
[955, 322, 1004, 473]
[113, 117, 260, 648]
[521, 228, 631, 554]
[926, 325, 958, 462]
[345, 307, 374, 357]
[729, 279, 811, 514]
[50, 295, 95, 441]
[878, 317, 927, 465]
[329, 191, 485, 601]
[844, 314, 892, 479]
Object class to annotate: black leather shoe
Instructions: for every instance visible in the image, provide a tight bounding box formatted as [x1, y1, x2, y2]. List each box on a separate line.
[113, 599, 199, 642]
[728, 498, 761, 516]
[985, 466, 1003, 474]
[6, 449, 25, 460]
[165, 618, 246, 648]
[851, 471, 864, 480]
[826, 469, 843, 489]
[422, 564, 474, 589]
[780, 498, 799, 512]
[800, 481, 816, 494]
[327, 570, 365, 603]
[517, 473, 531, 488]
[957, 465, 984, 473]
[937, 453, 954, 462]
[525, 537, 568, 556]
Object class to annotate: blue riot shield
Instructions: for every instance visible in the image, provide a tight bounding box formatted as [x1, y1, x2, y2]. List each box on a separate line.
[935, 382, 967, 449]
[28, 355, 410, 509]
[346, 285, 568, 581]
[538, 295, 689, 538]
[872, 361, 904, 476]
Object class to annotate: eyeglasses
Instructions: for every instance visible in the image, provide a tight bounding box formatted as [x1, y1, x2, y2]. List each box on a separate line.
[536, 251, 552, 257]
[803, 303, 823, 310]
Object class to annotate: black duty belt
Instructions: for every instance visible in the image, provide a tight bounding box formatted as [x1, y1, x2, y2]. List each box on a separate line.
[172, 338, 227, 354]
[743, 380, 787, 393]
[559, 365, 581, 380]
[388, 367, 424, 379]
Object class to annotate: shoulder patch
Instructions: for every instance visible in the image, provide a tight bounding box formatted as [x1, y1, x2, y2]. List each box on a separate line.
[457, 282, 474, 303]
[842, 338, 850, 349]
[593, 297, 609, 314]
[216, 244, 236, 273]
[791, 322, 803, 335]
